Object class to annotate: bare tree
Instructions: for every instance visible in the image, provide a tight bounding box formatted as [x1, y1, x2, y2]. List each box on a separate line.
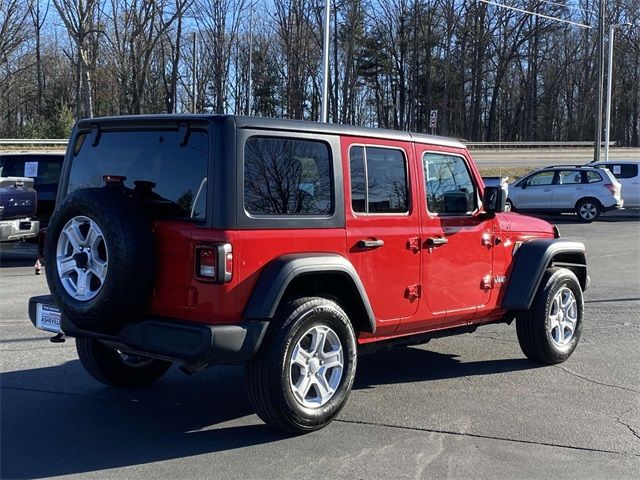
[53, 0, 102, 118]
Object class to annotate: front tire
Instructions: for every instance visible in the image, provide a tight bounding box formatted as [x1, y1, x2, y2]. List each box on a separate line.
[76, 337, 172, 388]
[246, 297, 357, 433]
[576, 198, 601, 222]
[516, 267, 583, 364]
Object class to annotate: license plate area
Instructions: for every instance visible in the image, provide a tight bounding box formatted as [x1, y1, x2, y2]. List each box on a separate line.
[36, 303, 62, 333]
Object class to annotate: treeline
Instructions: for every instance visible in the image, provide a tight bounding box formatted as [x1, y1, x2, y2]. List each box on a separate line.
[1, 0, 638, 145]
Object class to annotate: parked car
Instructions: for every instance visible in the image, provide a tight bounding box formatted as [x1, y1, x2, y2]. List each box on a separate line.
[0, 176, 39, 242]
[29, 115, 588, 433]
[507, 165, 623, 222]
[0, 153, 65, 227]
[590, 161, 640, 208]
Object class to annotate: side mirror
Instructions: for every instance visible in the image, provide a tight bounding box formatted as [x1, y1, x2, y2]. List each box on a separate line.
[521, 182, 527, 189]
[483, 186, 506, 214]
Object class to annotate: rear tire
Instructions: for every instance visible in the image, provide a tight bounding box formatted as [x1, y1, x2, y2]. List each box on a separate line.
[516, 267, 583, 364]
[246, 297, 357, 433]
[576, 198, 601, 222]
[76, 337, 171, 388]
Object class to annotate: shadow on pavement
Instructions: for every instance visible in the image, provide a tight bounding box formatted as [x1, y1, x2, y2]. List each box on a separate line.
[0, 361, 287, 479]
[355, 346, 538, 389]
[1, 347, 540, 478]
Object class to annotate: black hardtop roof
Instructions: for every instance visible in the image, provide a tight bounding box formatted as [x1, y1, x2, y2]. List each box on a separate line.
[76, 114, 466, 149]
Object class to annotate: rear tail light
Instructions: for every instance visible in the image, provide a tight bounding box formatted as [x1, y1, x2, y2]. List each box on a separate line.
[604, 183, 619, 195]
[195, 243, 233, 283]
[197, 247, 217, 279]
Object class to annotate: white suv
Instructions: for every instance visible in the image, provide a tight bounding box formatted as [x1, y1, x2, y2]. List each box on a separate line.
[591, 161, 640, 208]
[507, 165, 623, 222]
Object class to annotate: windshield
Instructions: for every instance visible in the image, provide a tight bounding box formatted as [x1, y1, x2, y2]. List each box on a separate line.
[68, 129, 209, 220]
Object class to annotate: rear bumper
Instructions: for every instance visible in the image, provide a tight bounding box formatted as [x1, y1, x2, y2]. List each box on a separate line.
[0, 218, 39, 242]
[28, 295, 268, 366]
[603, 199, 624, 212]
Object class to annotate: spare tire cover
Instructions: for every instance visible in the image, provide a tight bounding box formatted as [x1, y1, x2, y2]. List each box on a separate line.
[45, 187, 155, 332]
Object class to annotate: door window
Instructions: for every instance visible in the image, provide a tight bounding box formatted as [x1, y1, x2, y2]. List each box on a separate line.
[349, 146, 408, 214]
[525, 171, 555, 186]
[557, 170, 583, 185]
[423, 153, 477, 214]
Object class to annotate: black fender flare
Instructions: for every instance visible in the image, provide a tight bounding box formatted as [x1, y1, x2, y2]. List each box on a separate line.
[244, 253, 376, 333]
[501, 239, 588, 310]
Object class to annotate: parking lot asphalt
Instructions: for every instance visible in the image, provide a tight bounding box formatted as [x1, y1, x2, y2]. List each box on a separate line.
[1, 213, 639, 479]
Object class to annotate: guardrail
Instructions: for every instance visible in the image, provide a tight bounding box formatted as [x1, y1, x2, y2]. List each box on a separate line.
[0, 139, 68, 146]
[465, 141, 616, 149]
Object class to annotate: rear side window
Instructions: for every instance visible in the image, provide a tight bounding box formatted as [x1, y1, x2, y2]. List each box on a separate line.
[349, 146, 408, 214]
[423, 153, 476, 214]
[586, 171, 603, 183]
[557, 170, 582, 185]
[244, 137, 333, 216]
[68, 130, 208, 220]
[601, 164, 638, 179]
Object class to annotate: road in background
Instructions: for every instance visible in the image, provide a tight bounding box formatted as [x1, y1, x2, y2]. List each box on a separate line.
[471, 147, 640, 168]
[1, 216, 639, 479]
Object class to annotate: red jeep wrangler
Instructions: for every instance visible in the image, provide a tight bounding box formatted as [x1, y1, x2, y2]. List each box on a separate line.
[29, 115, 588, 433]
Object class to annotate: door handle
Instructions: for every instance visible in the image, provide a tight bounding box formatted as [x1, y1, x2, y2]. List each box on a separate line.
[543, 188, 552, 192]
[358, 239, 385, 248]
[426, 237, 448, 247]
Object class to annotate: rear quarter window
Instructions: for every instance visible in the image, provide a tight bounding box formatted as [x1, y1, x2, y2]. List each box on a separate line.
[244, 137, 333, 216]
[586, 171, 603, 183]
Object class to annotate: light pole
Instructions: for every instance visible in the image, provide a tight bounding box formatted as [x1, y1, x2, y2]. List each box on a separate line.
[192, 32, 197, 113]
[246, 1, 254, 116]
[593, 0, 605, 162]
[604, 22, 631, 162]
[320, 0, 330, 123]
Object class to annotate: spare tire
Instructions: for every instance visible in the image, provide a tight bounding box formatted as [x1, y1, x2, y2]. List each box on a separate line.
[45, 187, 155, 333]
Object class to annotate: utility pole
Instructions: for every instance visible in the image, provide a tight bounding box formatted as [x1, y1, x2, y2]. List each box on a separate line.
[593, 0, 605, 162]
[320, 0, 331, 123]
[192, 32, 197, 113]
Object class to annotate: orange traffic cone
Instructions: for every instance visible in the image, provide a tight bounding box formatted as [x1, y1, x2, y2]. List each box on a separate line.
[34, 258, 42, 275]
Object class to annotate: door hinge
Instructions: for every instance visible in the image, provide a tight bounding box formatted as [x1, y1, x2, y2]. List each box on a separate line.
[405, 284, 422, 300]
